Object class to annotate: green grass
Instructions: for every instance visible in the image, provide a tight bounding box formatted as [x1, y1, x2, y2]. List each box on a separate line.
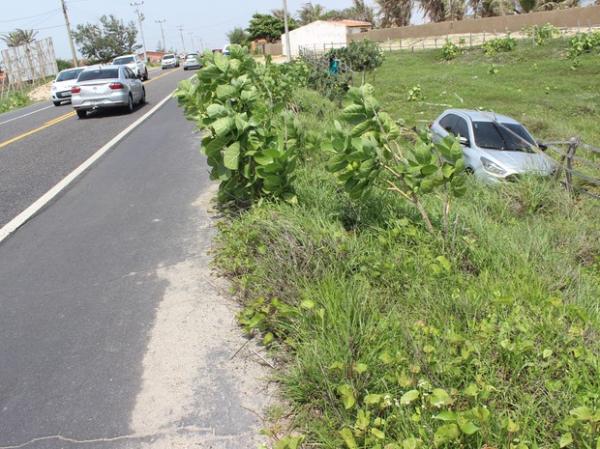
[0, 90, 30, 114]
[368, 39, 600, 144]
[212, 43, 600, 449]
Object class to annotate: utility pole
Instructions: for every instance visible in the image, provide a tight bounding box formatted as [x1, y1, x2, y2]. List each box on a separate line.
[188, 32, 196, 52]
[282, 0, 292, 62]
[177, 26, 186, 53]
[60, 0, 79, 67]
[130, 1, 147, 62]
[155, 19, 166, 51]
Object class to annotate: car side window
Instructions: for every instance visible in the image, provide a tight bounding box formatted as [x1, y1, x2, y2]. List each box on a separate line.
[439, 114, 458, 133]
[454, 117, 469, 140]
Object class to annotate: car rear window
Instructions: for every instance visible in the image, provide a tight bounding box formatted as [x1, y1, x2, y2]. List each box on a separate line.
[78, 68, 119, 81]
[163, 55, 174, 59]
[113, 57, 135, 65]
[56, 69, 83, 81]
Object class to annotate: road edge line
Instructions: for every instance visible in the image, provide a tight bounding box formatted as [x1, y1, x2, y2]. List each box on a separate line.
[0, 90, 176, 244]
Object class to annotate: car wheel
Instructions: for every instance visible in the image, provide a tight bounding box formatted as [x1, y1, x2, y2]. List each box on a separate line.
[126, 95, 134, 113]
[76, 109, 87, 119]
[143, 69, 149, 81]
[53, 101, 61, 106]
[140, 88, 146, 105]
[183, 67, 187, 71]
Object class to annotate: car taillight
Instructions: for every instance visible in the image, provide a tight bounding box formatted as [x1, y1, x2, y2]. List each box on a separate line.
[71, 86, 80, 94]
[109, 82, 124, 90]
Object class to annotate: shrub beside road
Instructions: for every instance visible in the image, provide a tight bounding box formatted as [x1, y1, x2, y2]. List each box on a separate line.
[178, 43, 599, 449]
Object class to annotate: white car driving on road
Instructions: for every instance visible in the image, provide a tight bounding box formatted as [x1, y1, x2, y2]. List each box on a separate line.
[51, 67, 85, 106]
[112, 54, 149, 81]
[161, 53, 179, 69]
[71, 65, 146, 119]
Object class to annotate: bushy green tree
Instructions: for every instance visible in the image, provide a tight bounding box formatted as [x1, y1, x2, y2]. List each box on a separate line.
[246, 13, 297, 43]
[73, 15, 140, 63]
[227, 27, 249, 46]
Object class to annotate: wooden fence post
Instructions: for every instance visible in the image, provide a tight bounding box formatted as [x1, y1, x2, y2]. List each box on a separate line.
[565, 138, 579, 194]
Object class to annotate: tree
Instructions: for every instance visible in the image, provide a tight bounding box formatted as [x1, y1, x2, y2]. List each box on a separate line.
[227, 27, 250, 46]
[377, 0, 413, 27]
[473, 0, 514, 16]
[419, 0, 465, 22]
[298, 2, 327, 25]
[323, 0, 375, 23]
[1, 28, 38, 48]
[73, 15, 140, 63]
[246, 13, 297, 43]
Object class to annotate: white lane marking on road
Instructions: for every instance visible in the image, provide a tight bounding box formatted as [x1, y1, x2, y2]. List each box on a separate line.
[0, 104, 53, 127]
[0, 91, 175, 244]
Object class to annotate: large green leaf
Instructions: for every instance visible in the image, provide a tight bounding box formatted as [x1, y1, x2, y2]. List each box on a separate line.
[434, 424, 460, 447]
[400, 390, 420, 405]
[212, 117, 234, 138]
[216, 84, 236, 100]
[339, 428, 358, 449]
[214, 51, 230, 72]
[223, 142, 240, 170]
[206, 103, 228, 118]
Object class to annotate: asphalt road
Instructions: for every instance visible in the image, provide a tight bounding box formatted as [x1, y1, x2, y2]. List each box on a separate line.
[0, 67, 189, 228]
[0, 70, 268, 447]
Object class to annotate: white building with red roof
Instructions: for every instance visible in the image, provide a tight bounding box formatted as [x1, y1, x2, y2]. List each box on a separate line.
[283, 20, 373, 57]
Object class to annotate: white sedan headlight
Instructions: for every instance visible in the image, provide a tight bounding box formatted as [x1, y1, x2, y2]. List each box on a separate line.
[481, 157, 507, 176]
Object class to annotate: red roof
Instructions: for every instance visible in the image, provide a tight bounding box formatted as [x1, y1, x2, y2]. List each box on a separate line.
[331, 20, 372, 27]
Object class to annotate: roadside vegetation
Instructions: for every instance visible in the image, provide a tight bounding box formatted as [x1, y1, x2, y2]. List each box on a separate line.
[0, 90, 30, 114]
[177, 40, 599, 449]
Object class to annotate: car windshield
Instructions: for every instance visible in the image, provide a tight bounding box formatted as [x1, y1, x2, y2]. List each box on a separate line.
[163, 55, 174, 60]
[78, 68, 119, 81]
[472, 121, 535, 152]
[56, 69, 83, 82]
[113, 56, 135, 65]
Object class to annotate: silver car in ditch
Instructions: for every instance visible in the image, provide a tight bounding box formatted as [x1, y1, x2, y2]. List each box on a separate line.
[431, 109, 554, 182]
[71, 65, 146, 119]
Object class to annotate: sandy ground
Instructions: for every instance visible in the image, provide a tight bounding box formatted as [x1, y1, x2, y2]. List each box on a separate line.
[28, 81, 52, 102]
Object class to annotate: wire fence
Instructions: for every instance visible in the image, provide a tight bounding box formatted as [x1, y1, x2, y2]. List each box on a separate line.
[375, 25, 600, 52]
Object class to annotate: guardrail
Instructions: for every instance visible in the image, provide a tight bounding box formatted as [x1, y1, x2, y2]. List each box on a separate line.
[545, 139, 600, 198]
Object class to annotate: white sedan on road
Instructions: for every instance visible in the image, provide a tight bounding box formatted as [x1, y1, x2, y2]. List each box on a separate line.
[71, 65, 146, 119]
[112, 54, 149, 81]
[51, 67, 84, 106]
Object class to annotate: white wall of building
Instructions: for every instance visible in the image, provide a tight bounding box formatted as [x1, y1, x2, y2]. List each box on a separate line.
[283, 21, 349, 57]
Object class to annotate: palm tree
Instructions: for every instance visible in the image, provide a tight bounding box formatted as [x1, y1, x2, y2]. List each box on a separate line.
[419, 0, 465, 22]
[271, 9, 286, 20]
[473, 0, 515, 16]
[377, 0, 413, 27]
[298, 2, 327, 25]
[1, 28, 38, 48]
[351, 0, 376, 23]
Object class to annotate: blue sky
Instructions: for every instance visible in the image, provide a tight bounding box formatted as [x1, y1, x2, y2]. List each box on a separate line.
[1, 0, 381, 59]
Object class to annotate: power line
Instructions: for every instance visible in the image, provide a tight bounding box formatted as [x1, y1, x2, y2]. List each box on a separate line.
[155, 19, 167, 51]
[177, 25, 185, 53]
[0, 9, 60, 23]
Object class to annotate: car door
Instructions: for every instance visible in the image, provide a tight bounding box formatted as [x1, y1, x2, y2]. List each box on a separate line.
[126, 68, 142, 101]
[451, 115, 478, 170]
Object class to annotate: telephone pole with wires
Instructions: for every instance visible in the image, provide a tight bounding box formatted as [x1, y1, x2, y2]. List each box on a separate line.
[282, 0, 292, 62]
[188, 32, 196, 52]
[60, 0, 79, 67]
[155, 19, 166, 51]
[177, 26, 186, 53]
[130, 1, 147, 62]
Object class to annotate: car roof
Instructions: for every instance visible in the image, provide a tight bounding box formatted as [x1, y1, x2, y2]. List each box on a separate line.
[113, 54, 135, 59]
[59, 67, 84, 73]
[442, 109, 521, 125]
[80, 64, 122, 71]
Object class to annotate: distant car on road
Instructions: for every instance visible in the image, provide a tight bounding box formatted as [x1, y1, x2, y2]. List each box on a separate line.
[222, 45, 230, 55]
[112, 54, 148, 81]
[71, 65, 145, 119]
[183, 53, 201, 70]
[51, 67, 85, 106]
[161, 53, 179, 69]
[431, 109, 554, 182]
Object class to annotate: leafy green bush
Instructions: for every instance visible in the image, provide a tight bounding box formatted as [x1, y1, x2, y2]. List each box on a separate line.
[524, 23, 560, 46]
[568, 31, 600, 58]
[482, 36, 517, 55]
[441, 40, 461, 61]
[175, 46, 308, 206]
[56, 58, 74, 71]
[328, 40, 384, 83]
[407, 84, 424, 102]
[327, 84, 465, 233]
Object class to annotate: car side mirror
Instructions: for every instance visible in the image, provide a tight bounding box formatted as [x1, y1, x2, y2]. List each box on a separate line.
[537, 141, 548, 151]
[459, 136, 470, 147]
